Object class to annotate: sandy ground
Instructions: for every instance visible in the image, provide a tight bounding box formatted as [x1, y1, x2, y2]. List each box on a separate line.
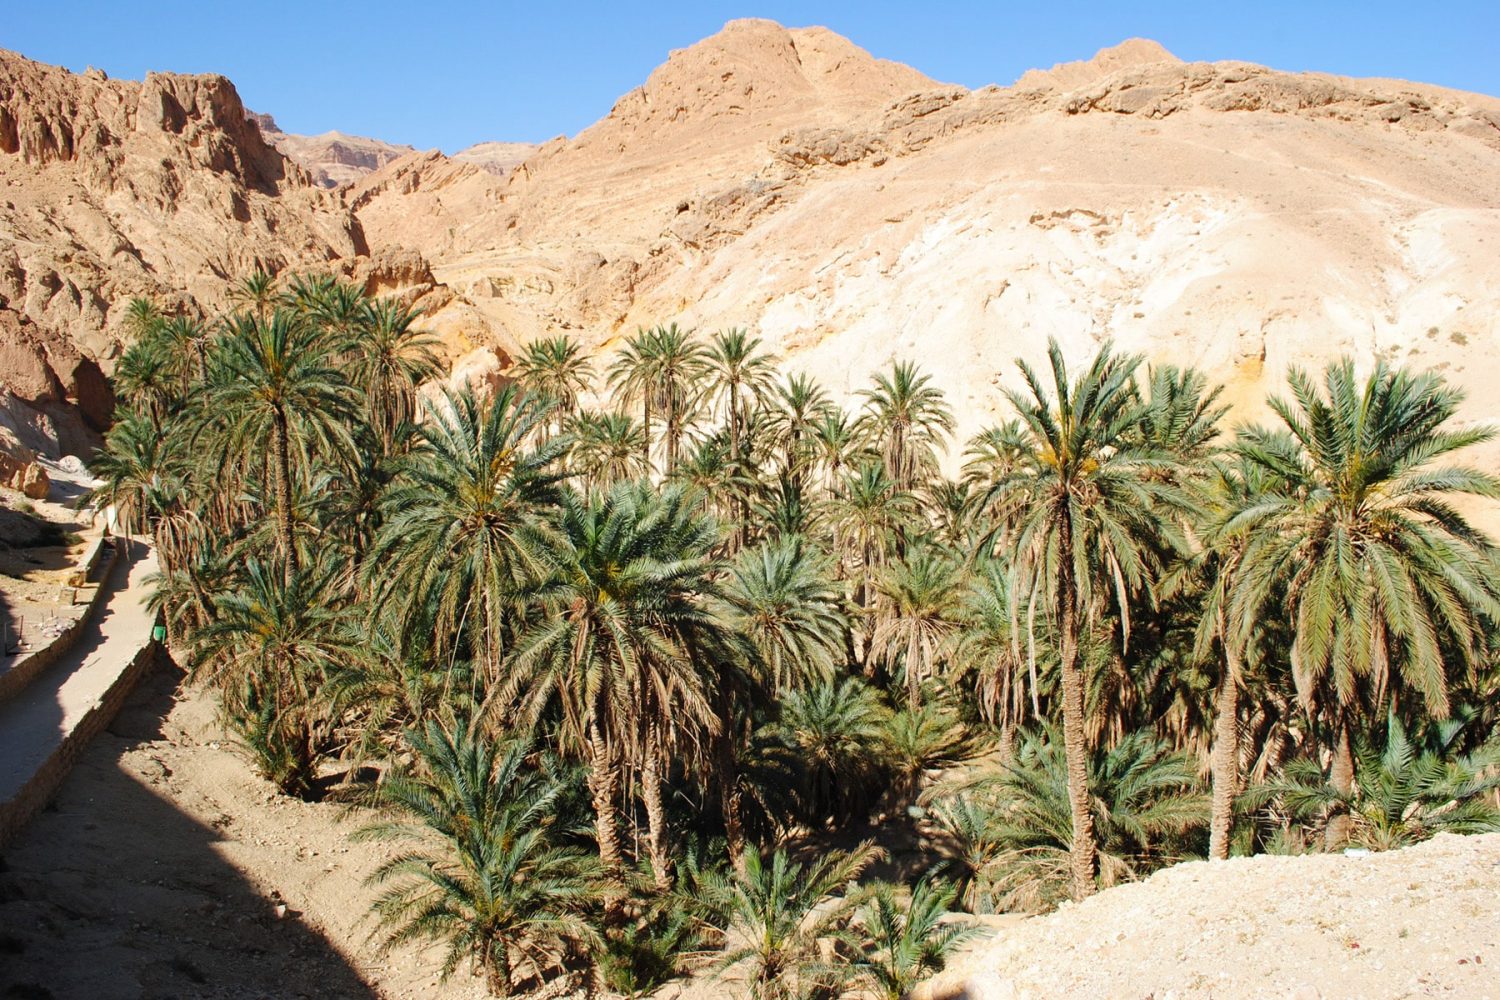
[921, 833, 1500, 1000]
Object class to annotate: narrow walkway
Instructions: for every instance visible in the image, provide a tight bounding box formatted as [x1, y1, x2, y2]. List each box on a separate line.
[0, 540, 159, 821]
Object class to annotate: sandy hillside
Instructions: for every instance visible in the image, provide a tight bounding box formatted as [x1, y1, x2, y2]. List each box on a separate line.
[348, 20, 1500, 462]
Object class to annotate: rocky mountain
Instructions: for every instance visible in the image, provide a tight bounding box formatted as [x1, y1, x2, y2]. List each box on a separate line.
[0, 50, 495, 458]
[350, 19, 1500, 468]
[6, 19, 1500, 468]
[247, 112, 415, 188]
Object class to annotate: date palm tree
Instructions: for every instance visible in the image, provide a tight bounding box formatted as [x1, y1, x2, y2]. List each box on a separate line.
[568, 410, 648, 490]
[853, 879, 973, 1000]
[1228, 358, 1500, 846]
[515, 335, 595, 441]
[709, 842, 882, 1000]
[871, 546, 964, 712]
[208, 309, 358, 581]
[705, 328, 778, 463]
[366, 386, 563, 685]
[765, 373, 832, 488]
[948, 559, 1033, 733]
[228, 268, 278, 318]
[509, 483, 720, 892]
[349, 299, 442, 453]
[722, 535, 848, 693]
[606, 323, 709, 475]
[857, 361, 954, 492]
[358, 722, 601, 996]
[830, 463, 919, 619]
[982, 339, 1191, 900]
[189, 557, 355, 796]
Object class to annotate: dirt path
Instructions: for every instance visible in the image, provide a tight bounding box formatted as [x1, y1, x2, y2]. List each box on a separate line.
[0, 660, 493, 1000]
[0, 541, 156, 812]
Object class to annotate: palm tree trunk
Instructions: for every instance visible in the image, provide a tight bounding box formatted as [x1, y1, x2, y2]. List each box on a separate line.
[1056, 509, 1097, 901]
[1208, 624, 1242, 860]
[587, 720, 625, 901]
[484, 939, 511, 997]
[643, 720, 673, 890]
[717, 732, 747, 875]
[906, 631, 921, 713]
[1325, 713, 1355, 848]
[270, 407, 297, 584]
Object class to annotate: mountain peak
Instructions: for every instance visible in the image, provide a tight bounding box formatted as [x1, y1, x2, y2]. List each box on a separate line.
[1015, 37, 1182, 90]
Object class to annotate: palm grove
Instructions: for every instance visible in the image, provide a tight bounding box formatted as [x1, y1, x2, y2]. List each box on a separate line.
[93, 275, 1500, 996]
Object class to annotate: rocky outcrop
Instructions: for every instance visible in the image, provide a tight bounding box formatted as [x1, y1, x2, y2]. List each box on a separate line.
[0, 47, 367, 456]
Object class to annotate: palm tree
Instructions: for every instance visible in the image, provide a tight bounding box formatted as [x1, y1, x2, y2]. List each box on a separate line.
[982, 339, 1191, 900]
[605, 323, 709, 474]
[189, 558, 354, 796]
[932, 728, 1208, 913]
[228, 268, 278, 318]
[348, 299, 442, 453]
[1229, 358, 1500, 846]
[949, 559, 1033, 734]
[515, 335, 595, 440]
[358, 722, 601, 995]
[509, 483, 720, 891]
[605, 329, 660, 473]
[568, 410, 648, 489]
[871, 546, 963, 712]
[857, 361, 954, 492]
[122, 296, 164, 342]
[367, 386, 562, 685]
[830, 463, 919, 620]
[709, 842, 882, 1000]
[765, 373, 832, 488]
[705, 328, 778, 464]
[885, 701, 976, 801]
[113, 336, 180, 428]
[722, 535, 848, 693]
[1265, 714, 1500, 851]
[853, 879, 973, 1000]
[768, 677, 892, 826]
[208, 309, 358, 581]
[87, 412, 185, 540]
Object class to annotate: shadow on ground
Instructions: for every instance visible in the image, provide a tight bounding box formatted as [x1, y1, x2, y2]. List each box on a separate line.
[0, 653, 378, 1000]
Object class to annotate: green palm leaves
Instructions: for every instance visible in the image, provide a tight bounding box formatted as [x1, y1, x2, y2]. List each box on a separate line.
[1232, 359, 1500, 717]
[367, 386, 563, 680]
[358, 722, 600, 995]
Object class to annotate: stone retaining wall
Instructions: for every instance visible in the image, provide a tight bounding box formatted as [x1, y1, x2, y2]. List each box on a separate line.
[0, 639, 160, 847]
[0, 540, 119, 707]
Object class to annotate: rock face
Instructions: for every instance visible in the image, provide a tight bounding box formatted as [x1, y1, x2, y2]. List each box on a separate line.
[450, 141, 538, 177]
[0, 49, 482, 457]
[349, 19, 1500, 475]
[8, 20, 1500, 471]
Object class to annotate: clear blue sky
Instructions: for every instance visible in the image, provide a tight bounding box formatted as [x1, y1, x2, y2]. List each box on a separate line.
[7, 1, 1498, 152]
